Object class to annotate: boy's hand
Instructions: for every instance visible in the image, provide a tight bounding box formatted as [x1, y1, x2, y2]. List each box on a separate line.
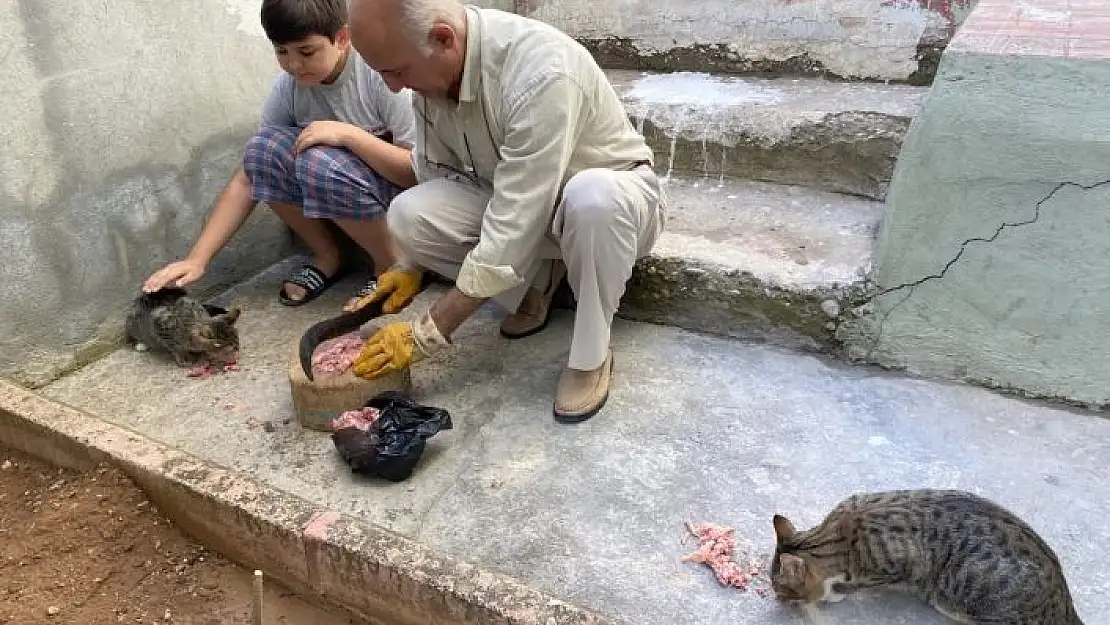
[143, 258, 206, 293]
[294, 121, 359, 154]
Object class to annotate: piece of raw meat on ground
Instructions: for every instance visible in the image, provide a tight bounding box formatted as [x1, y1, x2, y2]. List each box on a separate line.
[681, 522, 771, 596]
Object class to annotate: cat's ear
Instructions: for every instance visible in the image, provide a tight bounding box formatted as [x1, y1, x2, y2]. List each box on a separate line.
[773, 514, 796, 543]
[778, 553, 806, 578]
[221, 306, 242, 325]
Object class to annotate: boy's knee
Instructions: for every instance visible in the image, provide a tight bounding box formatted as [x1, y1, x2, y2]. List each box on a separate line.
[243, 125, 298, 178]
[293, 145, 346, 190]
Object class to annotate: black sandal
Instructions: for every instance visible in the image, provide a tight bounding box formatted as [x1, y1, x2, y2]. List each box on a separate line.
[279, 264, 342, 306]
[342, 278, 379, 311]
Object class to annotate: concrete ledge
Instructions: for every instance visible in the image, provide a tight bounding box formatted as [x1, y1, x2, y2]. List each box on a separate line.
[620, 176, 882, 352]
[0, 379, 618, 625]
[609, 70, 926, 200]
[839, 0, 1110, 408]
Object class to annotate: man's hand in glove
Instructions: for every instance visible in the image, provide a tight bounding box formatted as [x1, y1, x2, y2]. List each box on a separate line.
[352, 312, 451, 379]
[346, 261, 424, 314]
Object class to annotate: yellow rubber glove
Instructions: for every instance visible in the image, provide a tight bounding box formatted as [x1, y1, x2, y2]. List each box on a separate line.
[352, 312, 450, 379]
[361, 262, 423, 314]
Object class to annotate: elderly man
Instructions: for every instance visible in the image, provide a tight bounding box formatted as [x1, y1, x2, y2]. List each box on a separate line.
[346, 0, 665, 422]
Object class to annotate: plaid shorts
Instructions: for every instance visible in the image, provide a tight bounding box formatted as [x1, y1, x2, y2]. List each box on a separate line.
[242, 125, 403, 221]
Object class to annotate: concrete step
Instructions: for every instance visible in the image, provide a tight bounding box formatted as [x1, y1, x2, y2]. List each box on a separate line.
[29, 283, 1110, 625]
[619, 175, 881, 354]
[607, 69, 928, 201]
[506, 0, 966, 85]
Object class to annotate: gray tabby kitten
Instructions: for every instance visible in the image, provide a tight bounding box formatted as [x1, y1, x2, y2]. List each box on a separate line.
[770, 489, 1084, 625]
[124, 287, 241, 367]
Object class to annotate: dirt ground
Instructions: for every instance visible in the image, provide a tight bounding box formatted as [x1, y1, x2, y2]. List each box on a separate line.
[0, 445, 366, 625]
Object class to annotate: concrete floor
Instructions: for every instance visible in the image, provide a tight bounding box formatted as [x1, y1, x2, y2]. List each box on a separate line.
[41, 256, 1110, 625]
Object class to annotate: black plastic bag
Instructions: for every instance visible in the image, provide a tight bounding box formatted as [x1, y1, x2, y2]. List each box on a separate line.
[331, 390, 453, 482]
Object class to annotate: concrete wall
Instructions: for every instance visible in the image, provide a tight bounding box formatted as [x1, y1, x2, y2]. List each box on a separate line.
[841, 0, 1110, 409]
[501, 0, 978, 83]
[0, 0, 294, 387]
[0, 0, 979, 388]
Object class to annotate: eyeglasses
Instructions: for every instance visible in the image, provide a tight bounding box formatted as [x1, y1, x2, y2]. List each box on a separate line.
[415, 93, 501, 185]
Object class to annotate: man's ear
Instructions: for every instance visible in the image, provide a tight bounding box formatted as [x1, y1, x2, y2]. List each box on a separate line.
[429, 23, 456, 51]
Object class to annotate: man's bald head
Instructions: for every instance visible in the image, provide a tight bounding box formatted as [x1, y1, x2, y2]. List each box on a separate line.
[348, 0, 467, 97]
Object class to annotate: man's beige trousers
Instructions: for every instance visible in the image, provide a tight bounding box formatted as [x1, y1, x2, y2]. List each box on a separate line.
[387, 165, 666, 371]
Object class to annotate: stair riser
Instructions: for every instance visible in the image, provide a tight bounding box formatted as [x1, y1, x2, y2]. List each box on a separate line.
[618, 257, 862, 354]
[585, 38, 945, 87]
[632, 112, 909, 201]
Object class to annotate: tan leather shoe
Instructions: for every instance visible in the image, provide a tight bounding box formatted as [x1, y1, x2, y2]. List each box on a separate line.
[500, 260, 566, 339]
[553, 349, 613, 423]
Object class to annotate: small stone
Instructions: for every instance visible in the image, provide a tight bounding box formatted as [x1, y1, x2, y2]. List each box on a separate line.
[820, 299, 840, 318]
[163, 609, 172, 620]
[46, 606, 60, 616]
[1, 460, 11, 470]
[852, 302, 875, 317]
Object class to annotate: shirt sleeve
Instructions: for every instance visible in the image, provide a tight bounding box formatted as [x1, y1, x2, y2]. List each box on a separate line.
[259, 73, 296, 128]
[455, 72, 586, 299]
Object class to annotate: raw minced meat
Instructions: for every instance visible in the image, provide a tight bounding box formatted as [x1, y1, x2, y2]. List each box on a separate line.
[185, 352, 240, 379]
[312, 332, 365, 375]
[328, 407, 380, 432]
[682, 522, 770, 596]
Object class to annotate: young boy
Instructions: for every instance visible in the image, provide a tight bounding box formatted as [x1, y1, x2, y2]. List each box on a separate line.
[143, 0, 419, 311]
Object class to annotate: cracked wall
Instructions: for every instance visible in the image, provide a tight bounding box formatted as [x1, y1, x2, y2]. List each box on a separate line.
[0, 0, 294, 387]
[839, 47, 1110, 408]
[498, 0, 977, 83]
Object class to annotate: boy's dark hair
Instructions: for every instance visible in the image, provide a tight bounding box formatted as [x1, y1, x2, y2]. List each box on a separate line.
[261, 0, 348, 44]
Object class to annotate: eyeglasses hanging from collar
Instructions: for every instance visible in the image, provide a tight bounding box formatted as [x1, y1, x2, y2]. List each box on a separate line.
[416, 93, 501, 183]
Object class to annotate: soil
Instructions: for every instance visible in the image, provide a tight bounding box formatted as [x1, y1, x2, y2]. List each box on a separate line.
[0, 445, 367, 625]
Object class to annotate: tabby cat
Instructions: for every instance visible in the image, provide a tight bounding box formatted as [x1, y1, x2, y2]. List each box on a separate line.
[124, 287, 241, 367]
[770, 489, 1084, 624]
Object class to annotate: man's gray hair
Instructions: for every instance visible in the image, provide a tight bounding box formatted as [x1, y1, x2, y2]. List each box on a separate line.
[397, 0, 466, 54]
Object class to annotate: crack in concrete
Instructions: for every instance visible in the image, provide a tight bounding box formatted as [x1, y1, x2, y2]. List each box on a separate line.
[857, 177, 1110, 359]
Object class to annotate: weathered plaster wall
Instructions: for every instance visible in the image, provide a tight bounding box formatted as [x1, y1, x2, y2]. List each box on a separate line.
[0, 0, 292, 387]
[841, 0, 1110, 408]
[499, 0, 977, 83]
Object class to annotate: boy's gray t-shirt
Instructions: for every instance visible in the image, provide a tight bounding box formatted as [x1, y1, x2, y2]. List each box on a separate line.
[259, 48, 417, 149]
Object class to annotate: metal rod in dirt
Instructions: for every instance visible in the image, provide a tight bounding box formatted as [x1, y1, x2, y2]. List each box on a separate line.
[251, 569, 264, 625]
